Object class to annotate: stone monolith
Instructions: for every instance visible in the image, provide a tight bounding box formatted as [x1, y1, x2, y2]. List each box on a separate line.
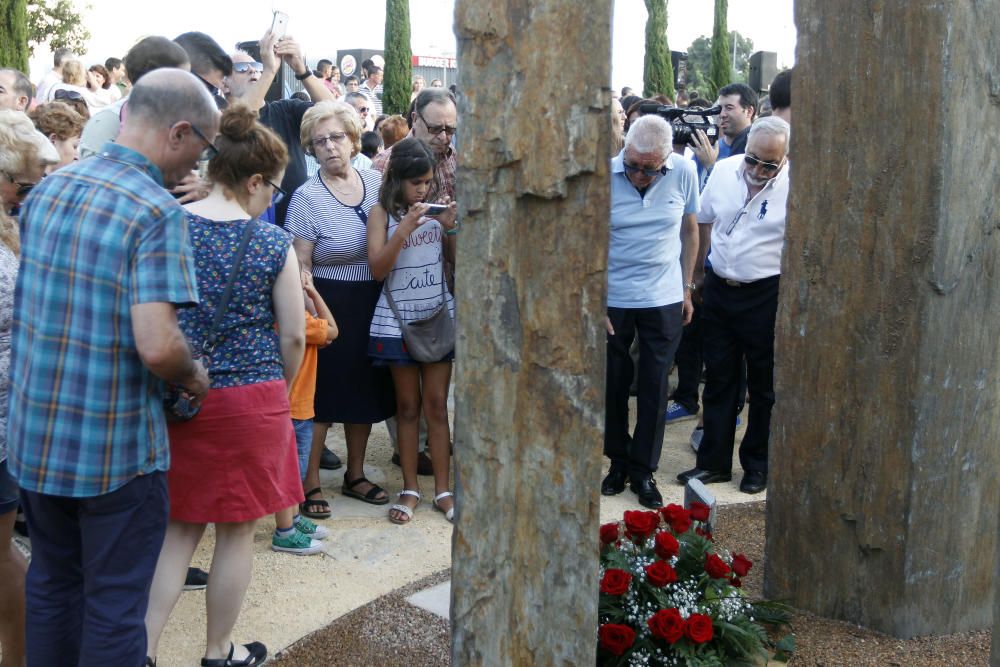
[765, 0, 1000, 638]
[450, 1, 612, 663]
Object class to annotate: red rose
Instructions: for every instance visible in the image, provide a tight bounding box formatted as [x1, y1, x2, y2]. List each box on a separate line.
[654, 531, 680, 559]
[689, 501, 711, 522]
[623, 510, 660, 541]
[660, 504, 693, 534]
[731, 553, 753, 578]
[704, 553, 731, 579]
[600, 522, 620, 545]
[695, 526, 714, 541]
[598, 623, 636, 656]
[600, 569, 633, 596]
[647, 608, 685, 644]
[685, 613, 714, 644]
[730, 576, 743, 588]
[645, 560, 678, 587]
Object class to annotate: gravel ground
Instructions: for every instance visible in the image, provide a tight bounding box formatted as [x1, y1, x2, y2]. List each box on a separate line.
[275, 502, 991, 667]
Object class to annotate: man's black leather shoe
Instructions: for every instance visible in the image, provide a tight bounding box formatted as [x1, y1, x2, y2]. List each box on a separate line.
[676, 467, 732, 485]
[739, 470, 767, 494]
[630, 476, 663, 509]
[319, 447, 342, 470]
[601, 468, 628, 496]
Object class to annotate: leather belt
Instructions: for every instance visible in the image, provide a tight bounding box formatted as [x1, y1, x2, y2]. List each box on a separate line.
[724, 278, 756, 287]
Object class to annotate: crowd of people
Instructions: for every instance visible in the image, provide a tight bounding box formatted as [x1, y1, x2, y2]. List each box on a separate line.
[0, 21, 792, 667]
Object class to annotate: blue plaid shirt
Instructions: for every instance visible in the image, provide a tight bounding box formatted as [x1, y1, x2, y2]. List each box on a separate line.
[8, 143, 199, 497]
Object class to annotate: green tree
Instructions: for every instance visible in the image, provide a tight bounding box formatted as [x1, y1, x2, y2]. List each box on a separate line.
[642, 0, 673, 99]
[685, 30, 753, 97]
[0, 0, 30, 72]
[27, 0, 90, 56]
[708, 0, 730, 99]
[729, 30, 754, 83]
[382, 0, 412, 116]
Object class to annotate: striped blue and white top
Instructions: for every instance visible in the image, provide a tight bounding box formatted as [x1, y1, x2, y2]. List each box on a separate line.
[285, 169, 382, 282]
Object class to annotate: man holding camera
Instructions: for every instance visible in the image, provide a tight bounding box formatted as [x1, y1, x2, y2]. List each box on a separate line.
[602, 114, 699, 509]
[677, 116, 791, 495]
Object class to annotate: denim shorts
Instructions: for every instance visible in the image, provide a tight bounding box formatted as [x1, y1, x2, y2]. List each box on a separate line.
[0, 458, 19, 515]
[292, 419, 312, 480]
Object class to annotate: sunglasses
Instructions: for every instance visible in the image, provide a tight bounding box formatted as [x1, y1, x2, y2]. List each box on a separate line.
[3, 171, 39, 198]
[232, 61, 264, 74]
[417, 111, 457, 137]
[53, 89, 83, 101]
[744, 153, 783, 173]
[623, 161, 667, 178]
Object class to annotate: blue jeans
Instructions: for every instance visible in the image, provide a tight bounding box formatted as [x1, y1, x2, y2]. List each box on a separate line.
[292, 418, 312, 480]
[19, 472, 168, 667]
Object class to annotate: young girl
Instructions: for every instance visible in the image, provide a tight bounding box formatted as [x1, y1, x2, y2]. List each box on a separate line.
[367, 137, 458, 525]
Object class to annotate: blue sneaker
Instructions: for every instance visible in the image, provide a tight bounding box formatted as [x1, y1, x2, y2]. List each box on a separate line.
[294, 515, 329, 540]
[665, 402, 698, 423]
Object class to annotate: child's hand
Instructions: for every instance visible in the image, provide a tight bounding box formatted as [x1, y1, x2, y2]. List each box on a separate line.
[437, 196, 459, 228]
[400, 203, 430, 233]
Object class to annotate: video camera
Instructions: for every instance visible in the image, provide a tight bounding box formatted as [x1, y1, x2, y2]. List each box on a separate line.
[638, 103, 722, 147]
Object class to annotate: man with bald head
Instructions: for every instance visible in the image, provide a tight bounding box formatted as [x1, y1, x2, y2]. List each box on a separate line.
[9, 68, 215, 666]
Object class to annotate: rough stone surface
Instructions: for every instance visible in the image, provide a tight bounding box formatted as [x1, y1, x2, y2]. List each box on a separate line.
[450, 1, 613, 664]
[765, 0, 1000, 639]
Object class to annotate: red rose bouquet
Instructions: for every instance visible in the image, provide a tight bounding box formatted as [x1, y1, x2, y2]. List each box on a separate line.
[598, 503, 789, 665]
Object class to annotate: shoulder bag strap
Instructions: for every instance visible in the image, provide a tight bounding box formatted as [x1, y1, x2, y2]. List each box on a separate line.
[203, 219, 258, 356]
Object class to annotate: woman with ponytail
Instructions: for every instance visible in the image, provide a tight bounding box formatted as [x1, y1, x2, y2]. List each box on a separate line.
[143, 105, 305, 667]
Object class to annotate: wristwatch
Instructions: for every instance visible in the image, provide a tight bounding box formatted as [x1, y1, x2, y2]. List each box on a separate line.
[294, 70, 313, 81]
[685, 282, 697, 292]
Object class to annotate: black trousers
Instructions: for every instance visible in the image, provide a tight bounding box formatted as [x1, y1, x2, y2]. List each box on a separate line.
[671, 298, 748, 415]
[604, 303, 684, 478]
[696, 270, 779, 474]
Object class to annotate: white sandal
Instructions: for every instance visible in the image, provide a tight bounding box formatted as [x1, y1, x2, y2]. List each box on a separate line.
[433, 491, 455, 523]
[389, 490, 421, 524]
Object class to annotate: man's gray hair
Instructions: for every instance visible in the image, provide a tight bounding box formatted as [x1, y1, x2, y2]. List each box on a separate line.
[413, 86, 456, 116]
[748, 115, 790, 146]
[624, 114, 673, 156]
[125, 68, 217, 130]
[0, 69, 33, 106]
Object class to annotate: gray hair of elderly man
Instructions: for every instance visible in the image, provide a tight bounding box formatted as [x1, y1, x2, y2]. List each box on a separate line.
[624, 114, 673, 156]
[125, 68, 218, 131]
[747, 115, 790, 148]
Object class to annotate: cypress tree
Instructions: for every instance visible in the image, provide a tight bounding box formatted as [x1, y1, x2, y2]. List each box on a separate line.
[0, 0, 30, 72]
[708, 0, 730, 99]
[383, 0, 413, 116]
[642, 0, 674, 99]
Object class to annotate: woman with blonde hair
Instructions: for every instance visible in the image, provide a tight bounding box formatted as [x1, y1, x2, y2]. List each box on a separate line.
[0, 109, 59, 667]
[46, 60, 103, 111]
[286, 101, 395, 516]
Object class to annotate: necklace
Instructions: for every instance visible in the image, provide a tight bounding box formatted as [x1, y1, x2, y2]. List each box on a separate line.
[322, 169, 357, 196]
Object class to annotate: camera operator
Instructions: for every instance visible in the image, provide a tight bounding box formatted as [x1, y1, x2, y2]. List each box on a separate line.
[690, 83, 758, 190]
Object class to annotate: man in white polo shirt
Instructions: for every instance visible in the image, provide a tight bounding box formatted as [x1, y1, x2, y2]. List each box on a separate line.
[602, 114, 699, 509]
[677, 116, 790, 494]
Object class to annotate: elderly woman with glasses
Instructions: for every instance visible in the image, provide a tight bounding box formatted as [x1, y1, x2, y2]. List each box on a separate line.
[0, 109, 59, 667]
[285, 100, 395, 518]
[143, 104, 305, 667]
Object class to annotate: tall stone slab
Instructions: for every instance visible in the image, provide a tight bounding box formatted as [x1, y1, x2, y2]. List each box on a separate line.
[450, 1, 612, 663]
[765, 1, 1000, 638]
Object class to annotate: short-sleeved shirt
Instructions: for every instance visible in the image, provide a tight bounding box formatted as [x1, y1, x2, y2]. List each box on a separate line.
[288, 312, 330, 420]
[9, 143, 199, 498]
[284, 169, 382, 282]
[179, 216, 292, 389]
[259, 98, 312, 227]
[607, 150, 700, 309]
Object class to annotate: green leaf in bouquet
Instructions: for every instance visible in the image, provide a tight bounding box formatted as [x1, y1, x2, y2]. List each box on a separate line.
[772, 633, 796, 661]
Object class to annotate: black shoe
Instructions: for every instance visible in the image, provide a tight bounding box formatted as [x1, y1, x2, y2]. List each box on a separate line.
[13, 509, 28, 538]
[601, 468, 628, 496]
[676, 467, 732, 485]
[201, 641, 267, 667]
[391, 451, 435, 476]
[630, 476, 663, 509]
[739, 470, 767, 494]
[319, 447, 343, 470]
[183, 567, 209, 591]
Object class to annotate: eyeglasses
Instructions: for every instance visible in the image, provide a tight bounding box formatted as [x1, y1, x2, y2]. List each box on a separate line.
[53, 89, 83, 101]
[416, 111, 457, 137]
[623, 161, 667, 178]
[310, 132, 349, 148]
[265, 177, 287, 205]
[743, 153, 783, 173]
[189, 123, 219, 159]
[3, 172, 39, 198]
[356, 106, 369, 114]
[232, 61, 264, 74]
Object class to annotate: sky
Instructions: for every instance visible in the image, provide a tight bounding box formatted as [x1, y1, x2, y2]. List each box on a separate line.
[29, 0, 796, 92]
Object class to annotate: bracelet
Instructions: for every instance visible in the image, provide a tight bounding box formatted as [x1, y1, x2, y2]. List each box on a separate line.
[444, 220, 461, 236]
[294, 70, 313, 81]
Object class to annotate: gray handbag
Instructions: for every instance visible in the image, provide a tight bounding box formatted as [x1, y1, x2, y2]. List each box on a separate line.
[381, 268, 455, 363]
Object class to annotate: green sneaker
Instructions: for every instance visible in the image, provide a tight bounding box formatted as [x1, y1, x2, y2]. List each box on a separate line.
[271, 529, 323, 555]
[294, 515, 329, 540]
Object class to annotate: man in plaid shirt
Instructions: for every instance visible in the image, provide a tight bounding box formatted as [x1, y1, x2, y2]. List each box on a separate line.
[9, 68, 215, 667]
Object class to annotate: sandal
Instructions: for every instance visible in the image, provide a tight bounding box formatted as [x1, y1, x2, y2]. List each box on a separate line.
[200, 641, 267, 667]
[342, 473, 389, 505]
[389, 490, 421, 524]
[433, 491, 455, 523]
[299, 487, 331, 519]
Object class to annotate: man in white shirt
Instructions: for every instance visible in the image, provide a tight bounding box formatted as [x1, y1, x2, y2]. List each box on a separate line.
[677, 116, 791, 494]
[35, 47, 75, 103]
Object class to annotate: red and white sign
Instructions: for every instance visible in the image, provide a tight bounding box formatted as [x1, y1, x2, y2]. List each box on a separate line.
[412, 55, 457, 70]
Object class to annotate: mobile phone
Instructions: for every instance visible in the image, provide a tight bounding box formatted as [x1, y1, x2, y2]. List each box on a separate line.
[425, 204, 448, 215]
[270, 10, 289, 39]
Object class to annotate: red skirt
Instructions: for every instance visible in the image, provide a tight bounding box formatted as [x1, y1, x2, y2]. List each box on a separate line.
[167, 380, 304, 523]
